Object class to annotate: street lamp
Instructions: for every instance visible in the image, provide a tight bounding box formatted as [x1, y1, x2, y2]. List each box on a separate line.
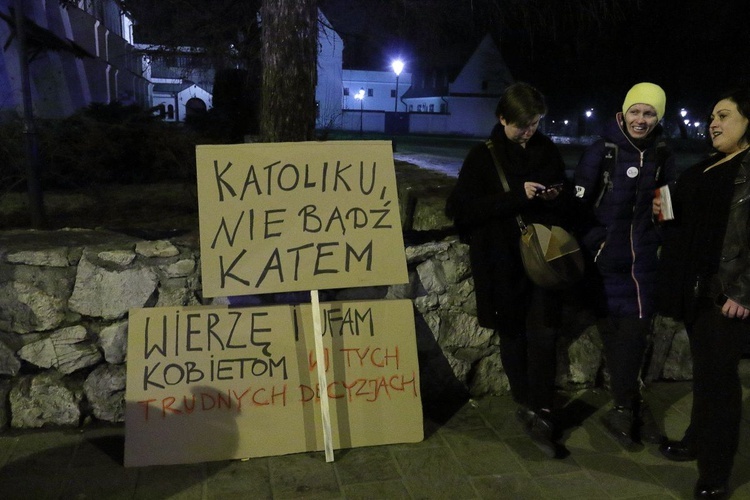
[391, 59, 404, 112]
[583, 108, 593, 136]
[355, 88, 365, 135]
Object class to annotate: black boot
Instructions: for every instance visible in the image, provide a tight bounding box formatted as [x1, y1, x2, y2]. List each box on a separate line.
[523, 409, 558, 458]
[515, 406, 535, 427]
[659, 439, 697, 461]
[634, 399, 663, 444]
[600, 406, 637, 450]
[693, 480, 729, 499]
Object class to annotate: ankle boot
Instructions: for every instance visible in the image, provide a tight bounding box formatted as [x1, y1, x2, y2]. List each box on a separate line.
[524, 409, 557, 458]
[634, 399, 663, 444]
[600, 406, 636, 450]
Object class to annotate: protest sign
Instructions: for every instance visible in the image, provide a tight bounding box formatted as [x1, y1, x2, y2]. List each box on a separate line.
[124, 299, 422, 467]
[195, 141, 408, 298]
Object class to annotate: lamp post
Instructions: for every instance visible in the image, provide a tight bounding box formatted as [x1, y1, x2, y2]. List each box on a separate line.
[583, 108, 593, 136]
[355, 88, 365, 135]
[391, 59, 404, 112]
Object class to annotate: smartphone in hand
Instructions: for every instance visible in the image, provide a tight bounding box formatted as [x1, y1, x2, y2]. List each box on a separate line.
[536, 182, 564, 196]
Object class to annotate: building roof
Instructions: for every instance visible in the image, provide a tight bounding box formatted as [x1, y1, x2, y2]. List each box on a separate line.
[401, 34, 506, 100]
[153, 82, 196, 94]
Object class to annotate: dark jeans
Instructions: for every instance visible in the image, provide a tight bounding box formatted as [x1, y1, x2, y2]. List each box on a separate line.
[497, 286, 559, 412]
[598, 316, 651, 407]
[682, 299, 748, 484]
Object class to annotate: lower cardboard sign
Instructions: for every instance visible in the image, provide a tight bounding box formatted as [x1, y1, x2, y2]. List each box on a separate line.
[124, 299, 423, 466]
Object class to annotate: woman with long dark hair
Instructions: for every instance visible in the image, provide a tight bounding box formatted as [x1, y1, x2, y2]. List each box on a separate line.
[656, 85, 750, 499]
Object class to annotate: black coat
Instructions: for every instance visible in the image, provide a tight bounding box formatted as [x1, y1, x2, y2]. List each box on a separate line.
[446, 127, 572, 329]
[659, 150, 750, 322]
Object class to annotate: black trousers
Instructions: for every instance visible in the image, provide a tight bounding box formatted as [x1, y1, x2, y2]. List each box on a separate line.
[597, 316, 651, 407]
[497, 286, 559, 412]
[682, 299, 748, 484]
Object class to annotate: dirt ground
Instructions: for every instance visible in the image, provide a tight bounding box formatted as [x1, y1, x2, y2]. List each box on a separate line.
[0, 182, 199, 233]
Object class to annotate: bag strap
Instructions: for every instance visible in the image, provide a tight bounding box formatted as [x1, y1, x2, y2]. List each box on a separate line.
[595, 140, 669, 208]
[486, 139, 527, 232]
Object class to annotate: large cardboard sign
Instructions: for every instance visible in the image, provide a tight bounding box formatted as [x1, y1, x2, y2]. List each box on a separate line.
[195, 141, 408, 298]
[124, 299, 423, 467]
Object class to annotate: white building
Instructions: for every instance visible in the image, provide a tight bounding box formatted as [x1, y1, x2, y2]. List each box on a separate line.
[342, 69, 412, 114]
[0, 0, 149, 119]
[136, 45, 214, 122]
[334, 34, 513, 137]
[316, 10, 344, 130]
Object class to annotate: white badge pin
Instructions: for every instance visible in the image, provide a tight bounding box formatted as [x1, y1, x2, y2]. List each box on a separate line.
[626, 166, 639, 178]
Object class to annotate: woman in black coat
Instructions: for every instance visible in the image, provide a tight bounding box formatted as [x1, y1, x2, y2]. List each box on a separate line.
[655, 86, 750, 499]
[446, 82, 573, 458]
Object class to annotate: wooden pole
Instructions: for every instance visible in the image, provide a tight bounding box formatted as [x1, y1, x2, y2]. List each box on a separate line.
[309, 290, 334, 462]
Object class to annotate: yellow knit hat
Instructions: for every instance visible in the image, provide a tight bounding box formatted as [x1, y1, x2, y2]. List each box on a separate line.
[622, 82, 666, 120]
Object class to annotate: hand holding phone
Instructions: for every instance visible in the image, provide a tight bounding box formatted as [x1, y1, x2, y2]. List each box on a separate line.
[535, 182, 564, 196]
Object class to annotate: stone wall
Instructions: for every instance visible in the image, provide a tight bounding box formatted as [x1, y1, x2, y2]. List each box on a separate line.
[0, 228, 691, 429]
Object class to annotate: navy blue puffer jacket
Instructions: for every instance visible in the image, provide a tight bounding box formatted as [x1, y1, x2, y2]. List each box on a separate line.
[574, 116, 676, 318]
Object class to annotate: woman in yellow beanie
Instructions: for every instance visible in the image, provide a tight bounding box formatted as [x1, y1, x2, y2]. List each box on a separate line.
[573, 82, 676, 449]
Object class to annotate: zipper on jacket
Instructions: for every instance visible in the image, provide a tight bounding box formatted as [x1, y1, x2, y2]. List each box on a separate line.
[615, 123, 652, 318]
[630, 150, 645, 318]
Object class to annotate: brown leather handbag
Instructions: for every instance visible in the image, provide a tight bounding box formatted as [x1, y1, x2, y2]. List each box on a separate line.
[486, 140, 584, 289]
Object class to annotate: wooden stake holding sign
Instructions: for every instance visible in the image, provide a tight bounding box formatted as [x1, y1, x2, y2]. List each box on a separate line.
[310, 289, 334, 462]
[124, 140, 419, 466]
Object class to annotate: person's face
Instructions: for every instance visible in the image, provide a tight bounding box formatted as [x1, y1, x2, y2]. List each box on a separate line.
[623, 104, 659, 139]
[500, 115, 541, 146]
[709, 99, 749, 154]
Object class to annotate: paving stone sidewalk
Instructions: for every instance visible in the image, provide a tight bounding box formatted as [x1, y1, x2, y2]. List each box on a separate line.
[1, 360, 748, 499]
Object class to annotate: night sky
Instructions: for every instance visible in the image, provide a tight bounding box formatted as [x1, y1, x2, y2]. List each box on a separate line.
[320, 0, 750, 123]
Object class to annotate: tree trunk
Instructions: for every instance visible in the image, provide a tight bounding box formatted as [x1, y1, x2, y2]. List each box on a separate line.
[16, 0, 46, 228]
[260, 0, 318, 142]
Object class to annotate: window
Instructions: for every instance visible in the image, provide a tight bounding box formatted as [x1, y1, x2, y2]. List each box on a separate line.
[367, 88, 373, 97]
[390, 89, 396, 98]
[429, 104, 434, 112]
[343, 88, 350, 96]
